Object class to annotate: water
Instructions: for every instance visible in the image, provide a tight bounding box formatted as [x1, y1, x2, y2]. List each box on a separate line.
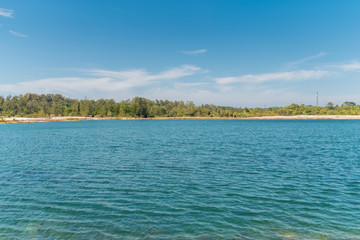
[0, 120, 359, 239]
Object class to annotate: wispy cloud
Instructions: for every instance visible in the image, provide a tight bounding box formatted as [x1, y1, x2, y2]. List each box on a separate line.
[215, 70, 330, 84]
[174, 82, 208, 87]
[144, 85, 311, 107]
[9, 30, 29, 38]
[181, 49, 207, 55]
[86, 65, 201, 88]
[334, 61, 360, 71]
[0, 8, 14, 18]
[0, 65, 202, 97]
[287, 52, 327, 68]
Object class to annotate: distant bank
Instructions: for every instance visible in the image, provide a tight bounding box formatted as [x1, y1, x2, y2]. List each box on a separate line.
[1, 94, 360, 120]
[2, 115, 360, 124]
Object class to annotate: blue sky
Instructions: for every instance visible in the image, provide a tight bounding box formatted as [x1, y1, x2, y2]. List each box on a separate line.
[1, 0, 360, 107]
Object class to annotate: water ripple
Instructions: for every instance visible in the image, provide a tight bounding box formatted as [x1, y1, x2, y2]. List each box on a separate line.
[1, 120, 359, 239]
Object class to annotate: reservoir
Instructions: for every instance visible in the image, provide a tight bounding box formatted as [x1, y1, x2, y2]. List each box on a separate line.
[0, 120, 359, 239]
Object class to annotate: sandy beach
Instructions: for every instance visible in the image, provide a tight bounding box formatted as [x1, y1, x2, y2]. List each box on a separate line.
[245, 115, 360, 119]
[2, 115, 360, 124]
[1, 116, 98, 123]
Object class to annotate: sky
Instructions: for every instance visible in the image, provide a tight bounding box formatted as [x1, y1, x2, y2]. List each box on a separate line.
[1, 0, 360, 107]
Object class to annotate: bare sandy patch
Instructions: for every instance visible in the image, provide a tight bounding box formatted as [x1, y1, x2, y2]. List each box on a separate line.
[1, 115, 360, 124]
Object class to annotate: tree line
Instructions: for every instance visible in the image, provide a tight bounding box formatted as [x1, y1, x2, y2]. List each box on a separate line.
[0, 93, 359, 118]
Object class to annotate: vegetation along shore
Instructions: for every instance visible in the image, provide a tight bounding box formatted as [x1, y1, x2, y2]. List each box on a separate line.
[1, 93, 360, 123]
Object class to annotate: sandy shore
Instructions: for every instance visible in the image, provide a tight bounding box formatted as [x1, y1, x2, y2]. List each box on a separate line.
[245, 115, 360, 119]
[151, 115, 360, 120]
[1, 116, 99, 123]
[1, 115, 360, 124]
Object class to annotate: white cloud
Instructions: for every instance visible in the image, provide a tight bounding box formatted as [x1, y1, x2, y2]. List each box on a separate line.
[0, 8, 14, 18]
[174, 82, 208, 87]
[181, 49, 207, 55]
[86, 65, 201, 88]
[215, 70, 330, 84]
[288, 52, 327, 67]
[335, 61, 360, 71]
[2, 58, 359, 107]
[0, 65, 202, 97]
[9, 30, 29, 38]
[143, 85, 311, 107]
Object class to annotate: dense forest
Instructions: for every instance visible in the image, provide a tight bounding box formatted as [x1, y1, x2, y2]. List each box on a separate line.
[0, 93, 359, 118]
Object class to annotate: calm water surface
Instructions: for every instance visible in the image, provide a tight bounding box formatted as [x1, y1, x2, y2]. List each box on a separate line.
[0, 120, 359, 239]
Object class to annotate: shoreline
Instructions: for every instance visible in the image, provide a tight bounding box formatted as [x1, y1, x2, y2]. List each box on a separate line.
[2, 115, 360, 124]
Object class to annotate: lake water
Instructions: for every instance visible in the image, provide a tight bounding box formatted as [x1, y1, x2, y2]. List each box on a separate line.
[0, 120, 359, 239]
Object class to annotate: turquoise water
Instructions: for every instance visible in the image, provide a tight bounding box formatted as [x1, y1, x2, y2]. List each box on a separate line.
[0, 120, 359, 239]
